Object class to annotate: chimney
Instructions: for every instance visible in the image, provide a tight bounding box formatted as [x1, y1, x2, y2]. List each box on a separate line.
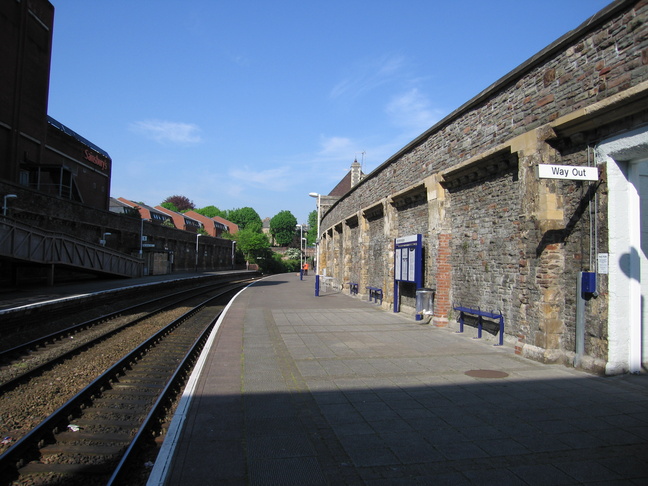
[351, 158, 362, 187]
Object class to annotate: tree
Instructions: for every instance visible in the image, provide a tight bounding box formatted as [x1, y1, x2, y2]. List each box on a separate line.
[284, 248, 301, 259]
[270, 210, 297, 247]
[162, 195, 194, 212]
[228, 207, 262, 231]
[234, 227, 270, 261]
[307, 210, 318, 245]
[195, 205, 226, 218]
[160, 201, 179, 212]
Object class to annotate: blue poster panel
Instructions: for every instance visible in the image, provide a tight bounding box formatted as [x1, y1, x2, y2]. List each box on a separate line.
[394, 234, 422, 283]
[393, 234, 423, 315]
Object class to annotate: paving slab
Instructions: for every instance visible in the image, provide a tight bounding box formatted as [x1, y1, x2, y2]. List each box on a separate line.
[150, 273, 648, 485]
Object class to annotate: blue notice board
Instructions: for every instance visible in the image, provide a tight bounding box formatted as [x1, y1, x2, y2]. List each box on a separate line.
[394, 234, 423, 314]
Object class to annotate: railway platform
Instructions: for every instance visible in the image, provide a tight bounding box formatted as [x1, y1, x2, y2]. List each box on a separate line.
[0, 270, 252, 312]
[148, 273, 648, 485]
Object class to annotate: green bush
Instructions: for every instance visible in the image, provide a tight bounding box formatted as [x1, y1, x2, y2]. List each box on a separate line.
[283, 259, 301, 272]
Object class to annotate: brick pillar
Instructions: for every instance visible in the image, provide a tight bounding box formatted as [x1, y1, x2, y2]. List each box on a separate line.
[434, 233, 451, 327]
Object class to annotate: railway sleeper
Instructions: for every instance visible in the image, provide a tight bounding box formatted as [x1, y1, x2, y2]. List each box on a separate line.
[71, 417, 139, 429]
[95, 396, 154, 407]
[39, 442, 125, 458]
[114, 382, 169, 391]
[53, 430, 131, 444]
[110, 382, 165, 391]
[136, 362, 183, 371]
[19, 461, 115, 476]
[116, 370, 170, 380]
[80, 407, 146, 419]
[112, 385, 169, 394]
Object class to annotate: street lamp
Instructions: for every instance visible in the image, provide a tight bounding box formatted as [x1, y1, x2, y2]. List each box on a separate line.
[195, 233, 202, 272]
[296, 224, 304, 277]
[231, 240, 236, 270]
[134, 205, 144, 256]
[100, 232, 112, 246]
[308, 192, 321, 274]
[2, 194, 17, 216]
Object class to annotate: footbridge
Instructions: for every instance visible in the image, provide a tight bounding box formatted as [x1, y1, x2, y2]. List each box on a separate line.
[0, 218, 143, 283]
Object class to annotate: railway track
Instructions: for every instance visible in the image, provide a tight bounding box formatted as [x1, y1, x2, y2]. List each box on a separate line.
[0, 277, 252, 389]
[0, 278, 255, 485]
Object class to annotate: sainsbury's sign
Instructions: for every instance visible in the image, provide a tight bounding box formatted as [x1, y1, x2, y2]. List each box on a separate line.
[84, 149, 109, 171]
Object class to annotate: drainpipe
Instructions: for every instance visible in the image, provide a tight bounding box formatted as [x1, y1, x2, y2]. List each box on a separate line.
[575, 273, 585, 368]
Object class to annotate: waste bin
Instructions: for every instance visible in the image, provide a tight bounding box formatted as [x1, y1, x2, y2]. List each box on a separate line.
[416, 288, 435, 316]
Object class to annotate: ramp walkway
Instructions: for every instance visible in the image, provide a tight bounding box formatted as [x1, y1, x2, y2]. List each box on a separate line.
[0, 218, 142, 280]
[149, 273, 648, 485]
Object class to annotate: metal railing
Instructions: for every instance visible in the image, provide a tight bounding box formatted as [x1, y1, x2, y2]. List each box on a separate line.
[0, 218, 142, 278]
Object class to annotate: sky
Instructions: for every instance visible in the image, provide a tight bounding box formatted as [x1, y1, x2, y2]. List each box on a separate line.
[47, 0, 612, 224]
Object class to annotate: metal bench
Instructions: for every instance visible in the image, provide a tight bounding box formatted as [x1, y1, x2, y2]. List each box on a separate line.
[453, 305, 504, 346]
[348, 282, 359, 295]
[366, 286, 383, 304]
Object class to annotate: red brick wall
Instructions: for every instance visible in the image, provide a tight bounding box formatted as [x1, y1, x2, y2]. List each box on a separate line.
[435, 233, 452, 324]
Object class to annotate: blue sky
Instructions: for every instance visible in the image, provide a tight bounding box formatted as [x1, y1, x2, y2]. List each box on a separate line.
[48, 0, 611, 224]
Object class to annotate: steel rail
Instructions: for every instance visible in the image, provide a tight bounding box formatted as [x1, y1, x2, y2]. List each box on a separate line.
[105, 306, 223, 485]
[0, 278, 250, 392]
[0, 277, 250, 360]
[0, 283, 245, 481]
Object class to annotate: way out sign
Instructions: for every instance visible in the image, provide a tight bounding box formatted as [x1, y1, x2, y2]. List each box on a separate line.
[537, 164, 599, 181]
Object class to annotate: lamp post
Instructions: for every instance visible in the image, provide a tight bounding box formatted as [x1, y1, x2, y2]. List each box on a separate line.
[231, 240, 236, 270]
[2, 194, 17, 216]
[101, 232, 111, 246]
[195, 233, 202, 272]
[134, 206, 144, 257]
[296, 224, 303, 278]
[308, 192, 321, 274]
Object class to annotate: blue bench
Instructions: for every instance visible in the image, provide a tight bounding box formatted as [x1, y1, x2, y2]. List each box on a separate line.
[348, 282, 359, 295]
[366, 286, 383, 304]
[453, 305, 504, 346]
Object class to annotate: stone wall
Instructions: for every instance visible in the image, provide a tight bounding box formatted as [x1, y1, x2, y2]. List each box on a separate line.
[324, 0, 648, 229]
[447, 164, 521, 321]
[346, 220, 361, 284]
[316, 0, 648, 372]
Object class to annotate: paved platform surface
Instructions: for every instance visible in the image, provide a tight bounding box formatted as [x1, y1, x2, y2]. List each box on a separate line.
[149, 273, 648, 485]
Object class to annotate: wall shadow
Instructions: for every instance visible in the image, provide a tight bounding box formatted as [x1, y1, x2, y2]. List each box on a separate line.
[168, 374, 648, 484]
[536, 181, 600, 257]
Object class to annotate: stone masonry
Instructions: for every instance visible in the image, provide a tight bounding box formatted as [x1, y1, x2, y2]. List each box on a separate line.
[317, 0, 648, 373]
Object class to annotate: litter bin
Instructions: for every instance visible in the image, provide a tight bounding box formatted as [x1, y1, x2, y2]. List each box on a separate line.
[416, 288, 435, 317]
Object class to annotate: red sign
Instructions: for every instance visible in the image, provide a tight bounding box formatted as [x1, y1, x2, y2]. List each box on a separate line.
[84, 149, 109, 170]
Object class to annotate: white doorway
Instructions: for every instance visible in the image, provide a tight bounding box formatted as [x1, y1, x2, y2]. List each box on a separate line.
[598, 126, 648, 374]
[637, 160, 648, 368]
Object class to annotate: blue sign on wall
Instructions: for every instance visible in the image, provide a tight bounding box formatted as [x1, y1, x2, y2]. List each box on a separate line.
[394, 234, 423, 315]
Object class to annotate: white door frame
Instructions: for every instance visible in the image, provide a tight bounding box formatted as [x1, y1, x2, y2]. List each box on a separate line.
[597, 125, 648, 374]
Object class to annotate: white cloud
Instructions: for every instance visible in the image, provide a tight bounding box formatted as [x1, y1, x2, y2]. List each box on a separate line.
[386, 88, 442, 135]
[330, 53, 406, 100]
[130, 119, 202, 144]
[229, 165, 293, 191]
[318, 136, 354, 157]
